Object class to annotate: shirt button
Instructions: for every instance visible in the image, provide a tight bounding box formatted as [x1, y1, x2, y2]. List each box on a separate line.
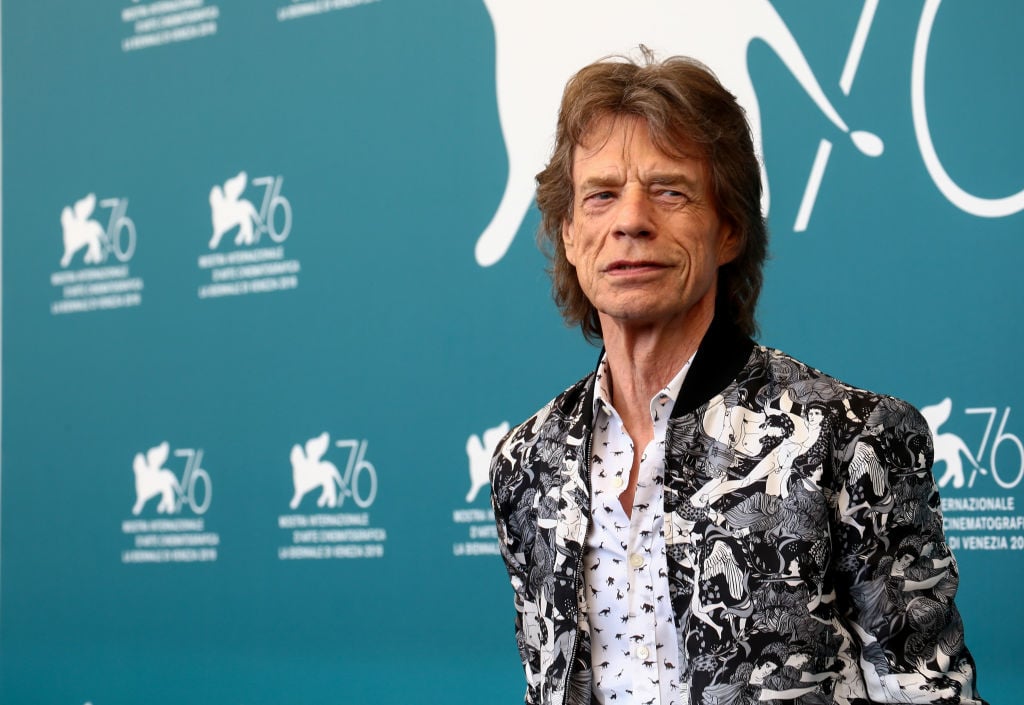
[613, 476, 625, 489]
[637, 646, 650, 659]
[629, 554, 644, 568]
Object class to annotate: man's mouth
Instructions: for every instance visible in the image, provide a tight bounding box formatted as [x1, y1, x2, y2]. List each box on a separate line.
[606, 260, 664, 272]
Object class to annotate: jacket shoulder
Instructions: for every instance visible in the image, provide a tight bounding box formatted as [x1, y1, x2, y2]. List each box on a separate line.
[753, 345, 930, 446]
[488, 373, 593, 491]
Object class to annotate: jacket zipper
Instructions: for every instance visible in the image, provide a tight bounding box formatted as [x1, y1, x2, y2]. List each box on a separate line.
[559, 428, 592, 705]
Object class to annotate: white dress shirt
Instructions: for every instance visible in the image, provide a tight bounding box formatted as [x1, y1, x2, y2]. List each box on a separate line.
[584, 355, 693, 705]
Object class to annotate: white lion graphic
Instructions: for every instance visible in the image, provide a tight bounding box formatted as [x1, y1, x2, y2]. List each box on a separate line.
[476, 0, 884, 266]
[289, 432, 345, 509]
[209, 171, 260, 249]
[465, 421, 510, 502]
[921, 397, 979, 489]
[60, 193, 106, 268]
[132, 441, 180, 515]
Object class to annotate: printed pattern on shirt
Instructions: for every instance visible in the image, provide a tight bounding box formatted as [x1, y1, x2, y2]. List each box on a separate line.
[585, 358, 685, 704]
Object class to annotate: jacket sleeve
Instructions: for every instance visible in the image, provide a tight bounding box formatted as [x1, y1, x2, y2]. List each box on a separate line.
[490, 433, 543, 705]
[831, 396, 986, 704]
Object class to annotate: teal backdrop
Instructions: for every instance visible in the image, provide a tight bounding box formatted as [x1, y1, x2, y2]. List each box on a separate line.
[1, 1, 1020, 702]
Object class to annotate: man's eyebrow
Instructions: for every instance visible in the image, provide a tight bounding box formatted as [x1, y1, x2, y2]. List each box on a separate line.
[577, 171, 701, 191]
[578, 175, 624, 191]
[645, 172, 700, 188]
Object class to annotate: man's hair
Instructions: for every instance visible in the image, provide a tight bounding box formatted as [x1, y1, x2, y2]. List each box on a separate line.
[535, 49, 767, 342]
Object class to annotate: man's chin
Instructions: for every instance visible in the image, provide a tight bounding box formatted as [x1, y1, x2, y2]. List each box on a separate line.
[596, 299, 712, 333]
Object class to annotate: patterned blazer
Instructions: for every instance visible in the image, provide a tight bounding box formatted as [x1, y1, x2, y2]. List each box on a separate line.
[490, 318, 984, 705]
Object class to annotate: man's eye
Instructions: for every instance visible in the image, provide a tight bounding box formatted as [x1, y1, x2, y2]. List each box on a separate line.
[583, 192, 614, 205]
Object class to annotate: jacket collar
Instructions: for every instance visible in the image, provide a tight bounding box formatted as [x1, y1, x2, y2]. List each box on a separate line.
[584, 314, 755, 422]
[673, 314, 755, 416]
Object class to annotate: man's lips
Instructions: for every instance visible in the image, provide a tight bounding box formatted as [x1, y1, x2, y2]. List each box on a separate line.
[604, 260, 667, 273]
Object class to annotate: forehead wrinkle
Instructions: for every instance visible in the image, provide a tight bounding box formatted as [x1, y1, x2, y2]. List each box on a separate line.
[570, 115, 711, 218]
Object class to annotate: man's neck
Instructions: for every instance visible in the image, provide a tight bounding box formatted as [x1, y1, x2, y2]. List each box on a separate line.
[599, 302, 714, 440]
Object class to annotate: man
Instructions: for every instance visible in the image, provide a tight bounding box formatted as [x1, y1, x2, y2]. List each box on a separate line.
[489, 51, 984, 705]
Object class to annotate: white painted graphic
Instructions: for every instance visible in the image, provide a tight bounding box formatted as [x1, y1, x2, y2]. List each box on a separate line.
[290, 433, 343, 509]
[276, 0, 380, 23]
[60, 194, 136, 269]
[922, 398, 977, 490]
[122, 442, 218, 564]
[922, 397, 1024, 554]
[131, 442, 212, 515]
[121, 0, 219, 53]
[209, 172, 260, 249]
[475, 0, 884, 267]
[198, 171, 300, 299]
[923, 398, 1024, 490]
[60, 194, 105, 268]
[279, 434, 386, 560]
[51, 194, 143, 315]
[131, 442, 179, 515]
[452, 422, 508, 557]
[465, 421, 508, 503]
[209, 171, 291, 250]
[912, 0, 1024, 218]
[289, 433, 377, 510]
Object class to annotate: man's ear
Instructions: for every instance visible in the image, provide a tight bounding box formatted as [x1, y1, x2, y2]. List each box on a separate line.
[717, 224, 742, 266]
[562, 220, 577, 266]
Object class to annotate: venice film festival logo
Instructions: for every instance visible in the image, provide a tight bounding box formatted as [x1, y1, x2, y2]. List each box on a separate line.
[197, 170, 301, 299]
[922, 399, 1023, 491]
[278, 433, 387, 561]
[465, 421, 509, 504]
[121, 441, 219, 564]
[130, 441, 211, 516]
[922, 398, 1024, 554]
[474, 0, 1022, 266]
[452, 421, 508, 558]
[288, 432, 378, 510]
[50, 192, 144, 315]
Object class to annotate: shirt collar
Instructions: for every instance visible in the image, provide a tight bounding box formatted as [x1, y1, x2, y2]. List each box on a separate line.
[592, 353, 696, 419]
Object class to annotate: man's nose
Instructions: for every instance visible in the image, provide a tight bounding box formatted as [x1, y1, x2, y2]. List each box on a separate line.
[613, 189, 653, 238]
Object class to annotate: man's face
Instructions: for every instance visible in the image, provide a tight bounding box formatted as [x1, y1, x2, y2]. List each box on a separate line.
[562, 115, 739, 333]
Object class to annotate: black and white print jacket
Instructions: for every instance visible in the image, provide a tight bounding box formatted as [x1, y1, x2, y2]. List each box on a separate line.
[490, 318, 984, 705]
